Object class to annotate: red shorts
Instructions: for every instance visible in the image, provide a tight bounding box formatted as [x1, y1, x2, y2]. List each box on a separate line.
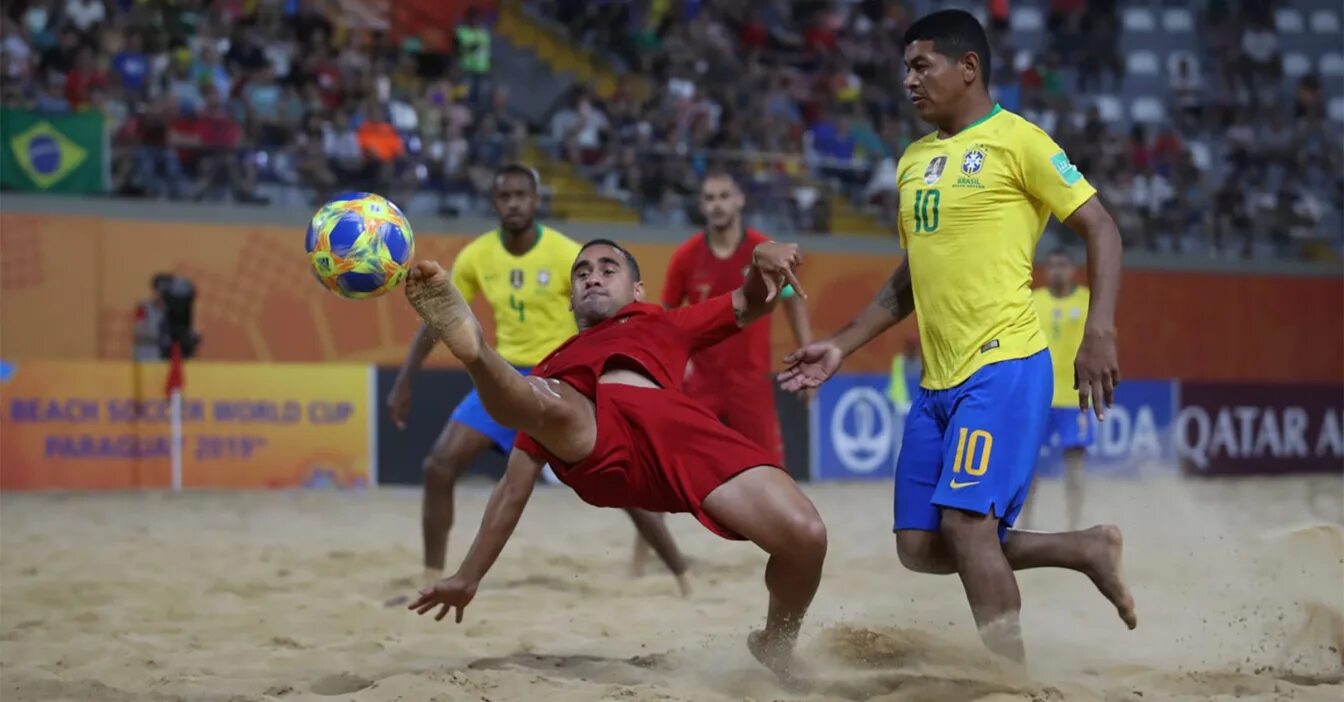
[532, 383, 781, 540]
[684, 372, 785, 467]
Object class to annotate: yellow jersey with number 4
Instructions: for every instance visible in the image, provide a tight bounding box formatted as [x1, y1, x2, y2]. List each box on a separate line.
[897, 105, 1097, 390]
[451, 225, 581, 367]
[1033, 286, 1090, 408]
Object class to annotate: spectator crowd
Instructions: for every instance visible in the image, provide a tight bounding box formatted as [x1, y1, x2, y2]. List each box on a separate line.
[2, 0, 516, 214]
[2, 0, 1340, 259]
[534, 0, 1341, 257]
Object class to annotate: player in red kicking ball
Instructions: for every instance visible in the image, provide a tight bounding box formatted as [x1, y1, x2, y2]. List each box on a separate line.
[403, 238, 826, 686]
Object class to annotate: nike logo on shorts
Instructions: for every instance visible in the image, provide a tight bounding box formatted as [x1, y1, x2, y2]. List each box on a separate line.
[949, 479, 980, 489]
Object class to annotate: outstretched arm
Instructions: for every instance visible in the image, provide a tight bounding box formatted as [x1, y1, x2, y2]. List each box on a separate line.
[831, 260, 914, 357]
[408, 448, 544, 622]
[783, 294, 814, 348]
[1063, 195, 1123, 420]
[782, 293, 817, 403]
[777, 260, 913, 392]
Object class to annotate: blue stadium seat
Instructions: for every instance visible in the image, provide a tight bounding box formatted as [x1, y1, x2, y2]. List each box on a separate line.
[1275, 9, 1305, 34]
[1093, 95, 1124, 123]
[1284, 52, 1313, 79]
[1321, 53, 1344, 79]
[1122, 8, 1156, 33]
[1127, 51, 1161, 76]
[1130, 97, 1166, 124]
[1160, 8, 1194, 34]
[1310, 10, 1341, 35]
[1011, 7, 1044, 33]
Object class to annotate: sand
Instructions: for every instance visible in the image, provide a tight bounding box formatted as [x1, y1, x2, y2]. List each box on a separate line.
[2, 475, 1342, 702]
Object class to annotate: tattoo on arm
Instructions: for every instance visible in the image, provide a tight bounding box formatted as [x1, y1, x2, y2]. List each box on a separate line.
[876, 267, 914, 320]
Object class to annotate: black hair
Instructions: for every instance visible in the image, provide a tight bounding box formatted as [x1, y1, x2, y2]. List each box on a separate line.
[903, 9, 992, 86]
[577, 238, 641, 282]
[701, 168, 736, 185]
[493, 162, 540, 192]
[1046, 246, 1074, 262]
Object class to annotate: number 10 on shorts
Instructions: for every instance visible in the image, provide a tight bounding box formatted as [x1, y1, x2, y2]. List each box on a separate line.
[952, 428, 993, 476]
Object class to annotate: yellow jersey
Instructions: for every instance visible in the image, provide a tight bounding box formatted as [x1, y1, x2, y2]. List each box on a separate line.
[897, 105, 1097, 389]
[451, 225, 581, 367]
[1033, 286, 1090, 407]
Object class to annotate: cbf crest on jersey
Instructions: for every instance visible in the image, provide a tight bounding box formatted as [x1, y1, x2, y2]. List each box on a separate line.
[923, 155, 948, 185]
[961, 146, 987, 175]
[510, 269, 524, 289]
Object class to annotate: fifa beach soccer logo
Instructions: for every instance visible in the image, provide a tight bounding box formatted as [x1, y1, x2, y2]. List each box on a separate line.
[9, 121, 88, 190]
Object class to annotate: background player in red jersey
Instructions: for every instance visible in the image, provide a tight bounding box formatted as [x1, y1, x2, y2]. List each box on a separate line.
[635, 171, 817, 575]
[665, 171, 816, 453]
[402, 240, 827, 686]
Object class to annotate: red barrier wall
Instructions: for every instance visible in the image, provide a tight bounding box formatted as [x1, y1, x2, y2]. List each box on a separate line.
[1, 212, 1340, 382]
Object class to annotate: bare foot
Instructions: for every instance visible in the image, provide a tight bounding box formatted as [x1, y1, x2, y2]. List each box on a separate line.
[1083, 525, 1138, 629]
[747, 629, 810, 691]
[404, 261, 482, 363]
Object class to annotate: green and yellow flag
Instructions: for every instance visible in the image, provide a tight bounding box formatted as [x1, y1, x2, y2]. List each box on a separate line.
[0, 109, 106, 194]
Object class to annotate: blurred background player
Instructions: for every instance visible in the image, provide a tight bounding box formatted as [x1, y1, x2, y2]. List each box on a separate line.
[387, 163, 686, 589]
[1024, 248, 1094, 531]
[665, 171, 815, 458]
[779, 10, 1134, 662]
[632, 170, 815, 575]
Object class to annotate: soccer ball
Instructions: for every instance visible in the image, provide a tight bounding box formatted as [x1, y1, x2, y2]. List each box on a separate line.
[305, 192, 415, 299]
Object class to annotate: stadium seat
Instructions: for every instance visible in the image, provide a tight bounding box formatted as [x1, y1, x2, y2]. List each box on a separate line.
[1127, 51, 1160, 75]
[1275, 9, 1305, 33]
[1161, 8, 1194, 33]
[1011, 7, 1043, 32]
[1311, 11, 1341, 34]
[1321, 53, 1344, 77]
[1284, 53, 1313, 78]
[1122, 8, 1156, 32]
[1014, 49, 1034, 73]
[1094, 95, 1124, 123]
[1131, 97, 1166, 124]
[1187, 141, 1212, 172]
[1328, 97, 1344, 122]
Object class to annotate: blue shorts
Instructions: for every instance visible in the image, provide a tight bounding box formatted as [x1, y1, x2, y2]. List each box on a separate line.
[448, 367, 531, 454]
[1048, 407, 1095, 450]
[893, 350, 1052, 538]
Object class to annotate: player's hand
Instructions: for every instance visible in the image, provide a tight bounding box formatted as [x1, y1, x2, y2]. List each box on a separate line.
[407, 574, 478, 623]
[1075, 326, 1120, 421]
[752, 242, 805, 302]
[386, 382, 412, 430]
[777, 341, 843, 393]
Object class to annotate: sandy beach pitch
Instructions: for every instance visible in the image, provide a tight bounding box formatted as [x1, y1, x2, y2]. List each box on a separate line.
[2, 475, 1342, 701]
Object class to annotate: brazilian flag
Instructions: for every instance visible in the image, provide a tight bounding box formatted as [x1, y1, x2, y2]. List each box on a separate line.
[0, 109, 106, 194]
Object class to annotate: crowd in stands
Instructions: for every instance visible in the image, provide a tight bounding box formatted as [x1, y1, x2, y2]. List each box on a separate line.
[3, 0, 1341, 259]
[535, 0, 1342, 257]
[2, 0, 513, 213]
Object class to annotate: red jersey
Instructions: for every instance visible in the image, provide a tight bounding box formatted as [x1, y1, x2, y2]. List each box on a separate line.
[662, 229, 772, 383]
[525, 294, 739, 401]
[511, 294, 780, 536]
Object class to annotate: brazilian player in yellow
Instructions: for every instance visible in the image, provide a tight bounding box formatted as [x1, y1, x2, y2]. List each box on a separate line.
[387, 164, 688, 593]
[778, 10, 1135, 663]
[1024, 248, 1093, 531]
